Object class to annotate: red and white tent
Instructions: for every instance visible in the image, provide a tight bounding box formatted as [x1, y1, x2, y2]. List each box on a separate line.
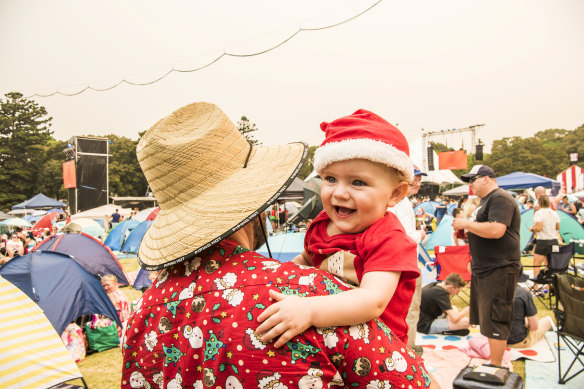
[557, 165, 584, 193]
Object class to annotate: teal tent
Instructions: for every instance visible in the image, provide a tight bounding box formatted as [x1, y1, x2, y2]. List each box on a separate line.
[520, 209, 584, 251]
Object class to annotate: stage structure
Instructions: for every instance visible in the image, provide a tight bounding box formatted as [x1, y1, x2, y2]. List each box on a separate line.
[63, 136, 109, 214]
[421, 124, 484, 171]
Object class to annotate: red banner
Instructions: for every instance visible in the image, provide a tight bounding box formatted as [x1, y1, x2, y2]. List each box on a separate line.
[63, 160, 76, 188]
[437, 150, 467, 170]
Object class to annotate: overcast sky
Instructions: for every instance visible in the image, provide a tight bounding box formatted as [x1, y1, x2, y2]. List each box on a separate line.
[1, 0, 583, 158]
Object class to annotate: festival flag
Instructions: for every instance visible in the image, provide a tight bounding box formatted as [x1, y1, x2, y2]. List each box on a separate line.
[437, 150, 467, 170]
[62, 160, 76, 188]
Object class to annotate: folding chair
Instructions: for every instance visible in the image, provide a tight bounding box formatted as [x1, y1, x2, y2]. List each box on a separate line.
[529, 242, 575, 310]
[552, 272, 584, 384]
[433, 244, 472, 304]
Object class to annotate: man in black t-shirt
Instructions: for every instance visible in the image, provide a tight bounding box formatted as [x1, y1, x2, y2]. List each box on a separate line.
[507, 286, 554, 347]
[452, 165, 521, 367]
[418, 273, 469, 334]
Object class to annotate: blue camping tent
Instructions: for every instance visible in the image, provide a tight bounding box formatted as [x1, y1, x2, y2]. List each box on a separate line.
[105, 219, 140, 251]
[257, 232, 305, 262]
[12, 193, 67, 210]
[414, 201, 440, 216]
[121, 220, 153, 253]
[496, 172, 561, 195]
[133, 268, 153, 290]
[35, 232, 129, 286]
[424, 215, 455, 249]
[0, 251, 120, 334]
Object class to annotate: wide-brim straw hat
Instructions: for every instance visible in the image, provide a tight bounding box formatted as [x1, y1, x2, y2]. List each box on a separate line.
[136, 102, 307, 270]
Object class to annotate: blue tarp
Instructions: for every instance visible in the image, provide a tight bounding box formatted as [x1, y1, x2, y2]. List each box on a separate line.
[35, 232, 129, 286]
[12, 193, 67, 210]
[0, 251, 121, 334]
[121, 220, 153, 253]
[496, 172, 561, 195]
[105, 219, 140, 251]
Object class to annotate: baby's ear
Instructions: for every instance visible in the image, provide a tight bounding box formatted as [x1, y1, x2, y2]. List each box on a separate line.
[387, 182, 409, 208]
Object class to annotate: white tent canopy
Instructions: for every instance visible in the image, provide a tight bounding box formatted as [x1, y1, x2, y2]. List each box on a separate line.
[71, 204, 132, 220]
[442, 184, 470, 196]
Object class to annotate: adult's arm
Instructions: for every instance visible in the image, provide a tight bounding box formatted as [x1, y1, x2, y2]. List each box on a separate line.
[452, 218, 507, 239]
[525, 314, 539, 331]
[445, 306, 469, 323]
[530, 221, 543, 233]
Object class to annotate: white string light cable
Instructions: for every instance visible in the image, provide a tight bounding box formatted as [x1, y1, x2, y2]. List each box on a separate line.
[27, 0, 383, 98]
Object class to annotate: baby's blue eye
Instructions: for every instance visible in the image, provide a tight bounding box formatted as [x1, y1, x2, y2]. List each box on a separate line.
[353, 180, 366, 186]
[324, 176, 336, 183]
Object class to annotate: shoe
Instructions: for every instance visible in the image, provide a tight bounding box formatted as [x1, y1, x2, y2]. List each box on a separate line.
[442, 329, 470, 336]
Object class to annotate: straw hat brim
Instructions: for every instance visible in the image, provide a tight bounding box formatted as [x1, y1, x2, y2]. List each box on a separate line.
[138, 142, 307, 270]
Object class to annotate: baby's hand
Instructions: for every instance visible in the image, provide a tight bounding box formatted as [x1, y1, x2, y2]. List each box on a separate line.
[256, 289, 312, 348]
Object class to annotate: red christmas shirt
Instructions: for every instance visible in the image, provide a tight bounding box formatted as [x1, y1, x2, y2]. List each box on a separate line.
[304, 211, 420, 343]
[121, 239, 431, 388]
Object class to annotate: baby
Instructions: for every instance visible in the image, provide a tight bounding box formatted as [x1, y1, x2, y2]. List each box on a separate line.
[257, 109, 420, 346]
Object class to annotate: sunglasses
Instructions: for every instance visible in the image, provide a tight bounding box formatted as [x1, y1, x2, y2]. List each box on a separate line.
[469, 175, 483, 183]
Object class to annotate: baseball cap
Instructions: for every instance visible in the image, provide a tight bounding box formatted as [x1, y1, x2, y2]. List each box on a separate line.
[461, 165, 495, 183]
[414, 165, 427, 176]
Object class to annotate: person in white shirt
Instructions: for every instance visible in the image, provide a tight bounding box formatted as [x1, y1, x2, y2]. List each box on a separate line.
[529, 194, 560, 285]
[5, 233, 24, 258]
[388, 165, 427, 353]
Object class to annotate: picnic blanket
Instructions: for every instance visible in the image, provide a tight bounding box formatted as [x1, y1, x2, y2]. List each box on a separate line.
[416, 329, 555, 362]
[525, 331, 584, 388]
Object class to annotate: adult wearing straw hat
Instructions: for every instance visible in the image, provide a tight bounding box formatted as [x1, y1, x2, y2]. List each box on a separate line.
[121, 102, 433, 389]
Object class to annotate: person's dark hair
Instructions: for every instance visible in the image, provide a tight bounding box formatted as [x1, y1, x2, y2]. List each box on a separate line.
[539, 194, 550, 208]
[452, 208, 463, 218]
[444, 273, 466, 288]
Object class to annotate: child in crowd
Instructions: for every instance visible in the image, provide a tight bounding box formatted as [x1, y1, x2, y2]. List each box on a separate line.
[257, 109, 420, 347]
[452, 207, 467, 245]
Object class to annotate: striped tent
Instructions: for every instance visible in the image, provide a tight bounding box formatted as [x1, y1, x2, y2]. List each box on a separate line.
[0, 276, 85, 389]
[557, 165, 584, 194]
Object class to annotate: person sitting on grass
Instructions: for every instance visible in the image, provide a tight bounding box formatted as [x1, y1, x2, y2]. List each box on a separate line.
[417, 273, 470, 336]
[507, 285, 554, 348]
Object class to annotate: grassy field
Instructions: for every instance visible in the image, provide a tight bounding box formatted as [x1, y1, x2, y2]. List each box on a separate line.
[66, 254, 565, 388]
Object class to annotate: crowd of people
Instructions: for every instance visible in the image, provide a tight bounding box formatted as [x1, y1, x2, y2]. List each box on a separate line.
[4, 101, 580, 387]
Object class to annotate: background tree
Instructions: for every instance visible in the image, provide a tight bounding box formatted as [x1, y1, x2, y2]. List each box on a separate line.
[35, 139, 69, 201]
[106, 134, 148, 197]
[0, 92, 53, 209]
[237, 116, 261, 145]
[297, 145, 317, 180]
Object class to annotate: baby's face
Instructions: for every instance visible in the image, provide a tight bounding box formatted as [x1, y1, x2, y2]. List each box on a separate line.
[320, 159, 404, 235]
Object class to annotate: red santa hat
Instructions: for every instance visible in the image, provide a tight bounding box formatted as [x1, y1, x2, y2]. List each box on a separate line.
[313, 109, 414, 183]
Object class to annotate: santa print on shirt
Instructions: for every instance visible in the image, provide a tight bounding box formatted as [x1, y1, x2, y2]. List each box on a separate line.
[121, 239, 430, 389]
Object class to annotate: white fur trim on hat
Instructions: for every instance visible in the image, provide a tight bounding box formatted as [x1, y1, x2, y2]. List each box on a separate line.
[313, 138, 414, 182]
